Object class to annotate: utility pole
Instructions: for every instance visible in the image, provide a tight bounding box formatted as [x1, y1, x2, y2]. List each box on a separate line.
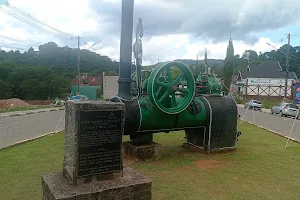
[284, 33, 290, 100]
[77, 36, 80, 95]
[196, 54, 199, 75]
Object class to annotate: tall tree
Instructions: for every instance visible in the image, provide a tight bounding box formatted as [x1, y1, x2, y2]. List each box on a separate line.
[223, 37, 235, 95]
[242, 50, 258, 60]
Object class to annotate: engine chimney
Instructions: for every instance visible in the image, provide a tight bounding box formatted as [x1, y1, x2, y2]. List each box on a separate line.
[117, 0, 134, 100]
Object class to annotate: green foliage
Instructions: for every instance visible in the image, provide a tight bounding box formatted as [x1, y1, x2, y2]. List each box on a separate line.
[103, 71, 119, 76]
[0, 62, 71, 100]
[0, 80, 12, 99]
[171, 66, 181, 80]
[235, 45, 300, 77]
[260, 99, 292, 109]
[242, 50, 258, 60]
[223, 39, 235, 94]
[0, 42, 118, 100]
[96, 87, 103, 100]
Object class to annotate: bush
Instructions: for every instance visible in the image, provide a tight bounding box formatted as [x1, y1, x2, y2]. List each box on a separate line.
[260, 99, 292, 109]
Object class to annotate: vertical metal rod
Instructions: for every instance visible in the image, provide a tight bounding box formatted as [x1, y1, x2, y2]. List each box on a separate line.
[284, 33, 290, 99]
[195, 54, 199, 78]
[118, 0, 134, 100]
[77, 36, 80, 94]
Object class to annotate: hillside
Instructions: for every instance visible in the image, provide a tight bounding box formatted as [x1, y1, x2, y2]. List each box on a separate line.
[0, 42, 119, 100]
[174, 59, 225, 68]
[0, 41, 119, 77]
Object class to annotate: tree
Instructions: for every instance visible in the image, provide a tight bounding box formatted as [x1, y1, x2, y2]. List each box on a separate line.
[0, 41, 119, 100]
[223, 38, 235, 95]
[0, 80, 12, 99]
[242, 50, 258, 60]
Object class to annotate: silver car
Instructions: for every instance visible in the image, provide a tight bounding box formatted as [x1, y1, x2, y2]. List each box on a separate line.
[271, 103, 299, 118]
[244, 100, 262, 111]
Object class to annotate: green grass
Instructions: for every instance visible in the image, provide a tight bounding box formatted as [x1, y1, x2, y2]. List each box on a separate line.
[260, 99, 292, 109]
[1, 122, 300, 200]
[0, 105, 58, 113]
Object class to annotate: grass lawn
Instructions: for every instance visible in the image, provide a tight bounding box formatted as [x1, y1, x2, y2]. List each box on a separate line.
[1, 122, 300, 200]
[0, 105, 56, 113]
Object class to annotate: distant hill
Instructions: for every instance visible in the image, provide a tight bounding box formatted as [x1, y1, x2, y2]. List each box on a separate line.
[174, 59, 225, 68]
[0, 41, 119, 77]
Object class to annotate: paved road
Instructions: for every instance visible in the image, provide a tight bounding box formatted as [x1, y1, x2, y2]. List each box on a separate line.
[1, 107, 299, 149]
[0, 110, 65, 149]
[238, 107, 300, 142]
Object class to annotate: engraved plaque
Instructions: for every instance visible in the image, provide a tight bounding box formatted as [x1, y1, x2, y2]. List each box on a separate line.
[77, 110, 123, 177]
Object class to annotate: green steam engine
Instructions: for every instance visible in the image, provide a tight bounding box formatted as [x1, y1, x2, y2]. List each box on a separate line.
[111, 0, 241, 151]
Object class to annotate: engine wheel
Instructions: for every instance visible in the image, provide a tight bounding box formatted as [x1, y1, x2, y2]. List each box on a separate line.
[147, 61, 195, 114]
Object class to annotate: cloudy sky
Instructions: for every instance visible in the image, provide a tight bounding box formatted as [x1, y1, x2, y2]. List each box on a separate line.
[0, 0, 300, 65]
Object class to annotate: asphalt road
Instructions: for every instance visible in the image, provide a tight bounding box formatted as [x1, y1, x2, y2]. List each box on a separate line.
[1, 107, 299, 149]
[0, 110, 65, 149]
[238, 107, 300, 142]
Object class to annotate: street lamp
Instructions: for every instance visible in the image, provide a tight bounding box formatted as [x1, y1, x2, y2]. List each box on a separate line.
[266, 43, 287, 56]
[77, 42, 96, 94]
[266, 42, 289, 99]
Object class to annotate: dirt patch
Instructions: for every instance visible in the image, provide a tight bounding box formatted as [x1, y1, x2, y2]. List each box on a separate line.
[175, 166, 191, 172]
[194, 159, 231, 169]
[181, 143, 237, 155]
[26, 100, 52, 105]
[0, 98, 29, 110]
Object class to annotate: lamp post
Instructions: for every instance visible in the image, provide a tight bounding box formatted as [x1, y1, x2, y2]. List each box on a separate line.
[76, 40, 96, 95]
[266, 39, 290, 100]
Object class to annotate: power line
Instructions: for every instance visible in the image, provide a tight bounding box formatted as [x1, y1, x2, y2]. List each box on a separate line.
[291, 33, 300, 37]
[6, 2, 75, 39]
[0, 42, 26, 50]
[0, 7, 65, 37]
[0, 34, 39, 47]
[0, 0, 76, 41]
[0, 0, 103, 58]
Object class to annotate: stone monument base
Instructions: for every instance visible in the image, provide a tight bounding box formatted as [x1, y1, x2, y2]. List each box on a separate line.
[123, 141, 161, 161]
[41, 167, 152, 200]
[182, 142, 236, 155]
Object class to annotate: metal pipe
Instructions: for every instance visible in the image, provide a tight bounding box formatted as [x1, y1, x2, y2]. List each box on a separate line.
[77, 36, 80, 94]
[118, 0, 134, 100]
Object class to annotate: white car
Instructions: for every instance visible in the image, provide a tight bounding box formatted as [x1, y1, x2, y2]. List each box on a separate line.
[244, 100, 262, 111]
[271, 103, 299, 118]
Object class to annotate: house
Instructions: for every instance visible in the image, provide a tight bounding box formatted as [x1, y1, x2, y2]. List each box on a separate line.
[102, 72, 119, 100]
[231, 61, 298, 100]
[71, 75, 102, 100]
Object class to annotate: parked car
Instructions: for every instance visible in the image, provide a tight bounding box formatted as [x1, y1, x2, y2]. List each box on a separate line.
[271, 103, 299, 118]
[244, 100, 262, 111]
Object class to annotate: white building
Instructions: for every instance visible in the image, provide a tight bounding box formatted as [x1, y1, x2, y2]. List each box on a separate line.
[232, 61, 298, 100]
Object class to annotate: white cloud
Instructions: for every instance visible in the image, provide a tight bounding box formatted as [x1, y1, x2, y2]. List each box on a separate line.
[0, 0, 297, 65]
[108, 34, 282, 64]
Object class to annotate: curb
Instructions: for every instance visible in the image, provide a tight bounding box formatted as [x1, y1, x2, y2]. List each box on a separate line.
[240, 119, 300, 144]
[0, 107, 65, 118]
[0, 129, 64, 151]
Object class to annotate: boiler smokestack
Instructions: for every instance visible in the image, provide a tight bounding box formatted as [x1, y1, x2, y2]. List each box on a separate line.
[118, 0, 134, 100]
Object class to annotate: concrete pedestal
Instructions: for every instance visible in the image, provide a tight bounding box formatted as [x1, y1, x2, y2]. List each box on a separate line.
[123, 141, 161, 161]
[41, 100, 152, 199]
[41, 167, 152, 200]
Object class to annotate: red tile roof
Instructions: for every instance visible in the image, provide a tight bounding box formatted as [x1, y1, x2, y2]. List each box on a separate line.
[71, 76, 102, 86]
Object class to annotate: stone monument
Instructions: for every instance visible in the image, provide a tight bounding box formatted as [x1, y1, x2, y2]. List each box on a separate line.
[41, 100, 152, 200]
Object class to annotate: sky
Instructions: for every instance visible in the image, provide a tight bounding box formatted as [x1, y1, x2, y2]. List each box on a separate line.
[0, 0, 300, 65]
